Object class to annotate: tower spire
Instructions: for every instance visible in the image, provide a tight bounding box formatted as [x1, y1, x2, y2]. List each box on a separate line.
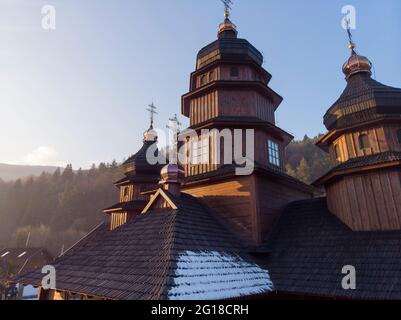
[345, 18, 356, 55]
[342, 19, 373, 80]
[146, 102, 158, 129]
[221, 0, 233, 19]
[218, 0, 237, 38]
[143, 103, 158, 142]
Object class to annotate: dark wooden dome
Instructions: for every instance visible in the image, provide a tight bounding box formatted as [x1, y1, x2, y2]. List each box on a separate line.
[324, 72, 401, 130]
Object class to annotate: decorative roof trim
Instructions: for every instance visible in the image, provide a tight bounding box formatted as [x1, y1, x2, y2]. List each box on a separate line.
[313, 155, 401, 186]
[180, 116, 293, 145]
[141, 189, 178, 214]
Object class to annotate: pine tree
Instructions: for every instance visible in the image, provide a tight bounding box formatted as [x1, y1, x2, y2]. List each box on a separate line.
[296, 158, 312, 184]
[285, 164, 297, 178]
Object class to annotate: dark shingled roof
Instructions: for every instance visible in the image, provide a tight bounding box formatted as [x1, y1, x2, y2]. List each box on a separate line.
[264, 198, 401, 300]
[333, 151, 401, 171]
[324, 73, 401, 130]
[197, 36, 264, 70]
[16, 193, 272, 300]
[122, 141, 162, 175]
[313, 151, 401, 186]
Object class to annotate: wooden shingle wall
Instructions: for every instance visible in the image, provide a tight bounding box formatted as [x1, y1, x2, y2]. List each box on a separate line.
[326, 168, 401, 231]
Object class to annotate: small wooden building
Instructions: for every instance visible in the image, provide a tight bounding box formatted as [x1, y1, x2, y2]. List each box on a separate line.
[1, 248, 52, 299]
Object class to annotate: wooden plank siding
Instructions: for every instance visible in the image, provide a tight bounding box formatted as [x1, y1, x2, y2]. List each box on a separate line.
[119, 184, 156, 203]
[329, 124, 401, 165]
[189, 91, 218, 126]
[326, 168, 401, 231]
[183, 177, 256, 242]
[184, 174, 314, 244]
[255, 175, 314, 242]
[110, 213, 128, 231]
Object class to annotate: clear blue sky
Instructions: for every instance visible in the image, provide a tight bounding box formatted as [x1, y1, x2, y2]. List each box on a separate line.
[1, 0, 400, 168]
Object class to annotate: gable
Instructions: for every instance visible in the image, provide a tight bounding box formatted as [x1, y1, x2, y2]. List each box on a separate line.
[141, 189, 178, 213]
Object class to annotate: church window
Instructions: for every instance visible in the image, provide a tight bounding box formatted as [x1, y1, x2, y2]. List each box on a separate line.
[191, 136, 210, 165]
[397, 129, 401, 144]
[124, 187, 129, 197]
[334, 144, 341, 161]
[358, 134, 371, 149]
[200, 74, 208, 86]
[268, 140, 280, 167]
[230, 67, 239, 77]
[209, 70, 216, 81]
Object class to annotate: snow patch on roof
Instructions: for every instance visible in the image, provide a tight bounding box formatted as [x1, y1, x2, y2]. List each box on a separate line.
[168, 251, 273, 300]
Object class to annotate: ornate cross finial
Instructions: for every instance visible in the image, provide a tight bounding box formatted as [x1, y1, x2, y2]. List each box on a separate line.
[166, 114, 182, 134]
[146, 102, 158, 129]
[166, 114, 183, 165]
[221, 0, 233, 19]
[345, 18, 356, 54]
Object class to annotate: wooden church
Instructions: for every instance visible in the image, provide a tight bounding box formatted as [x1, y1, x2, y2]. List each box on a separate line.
[15, 6, 401, 300]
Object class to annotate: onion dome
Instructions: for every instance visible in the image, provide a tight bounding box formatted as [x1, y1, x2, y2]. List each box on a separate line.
[143, 126, 158, 142]
[159, 164, 185, 196]
[342, 52, 373, 80]
[122, 126, 162, 177]
[218, 17, 238, 39]
[323, 36, 401, 130]
[159, 164, 185, 186]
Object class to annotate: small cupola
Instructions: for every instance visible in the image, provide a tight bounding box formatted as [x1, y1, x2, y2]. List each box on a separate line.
[218, 1, 238, 39]
[143, 126, 158, 143]
[218, 17, 238, 39]
[159, 164, 185, 197]
[342, 52, 372, 80]
[342, 24, 372, 80]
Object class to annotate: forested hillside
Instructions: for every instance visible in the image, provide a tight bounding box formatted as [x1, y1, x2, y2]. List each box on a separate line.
[0, 135, 330, 256]
[285, 135, 331, 184]
[0, 163, 122, 256]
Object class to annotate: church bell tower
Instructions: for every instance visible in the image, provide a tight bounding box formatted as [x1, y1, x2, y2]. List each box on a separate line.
[180, 2, 314, 244]
[315, 26, 401, 231]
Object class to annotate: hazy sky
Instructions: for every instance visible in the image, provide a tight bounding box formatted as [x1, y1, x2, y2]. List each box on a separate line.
[0, 0, 400, 168]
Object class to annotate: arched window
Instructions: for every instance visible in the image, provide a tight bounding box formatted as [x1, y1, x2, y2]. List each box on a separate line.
[209, 70, 216, 81]
[230, 67, 239, 77]
[123, 187, 129, 197]
[334, 144, 341, 161]
[397, 129, 401, 144]
[358, 134, 371, 149]
[200, 74, 208, 86]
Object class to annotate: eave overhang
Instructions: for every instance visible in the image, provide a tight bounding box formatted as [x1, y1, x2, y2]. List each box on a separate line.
[180, 116, 293, 146]
[103, 200, 147, 214]
[313, 159, 401, 187]
[183, 163, 317, 195]
[188, 60, 272, 91]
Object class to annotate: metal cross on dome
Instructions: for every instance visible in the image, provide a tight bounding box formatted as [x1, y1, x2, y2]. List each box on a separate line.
[146, 102, 158, 129]
[221, 0, 234, 18]
[166, 114, 182, 134]
[345, 18, 356, 54]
